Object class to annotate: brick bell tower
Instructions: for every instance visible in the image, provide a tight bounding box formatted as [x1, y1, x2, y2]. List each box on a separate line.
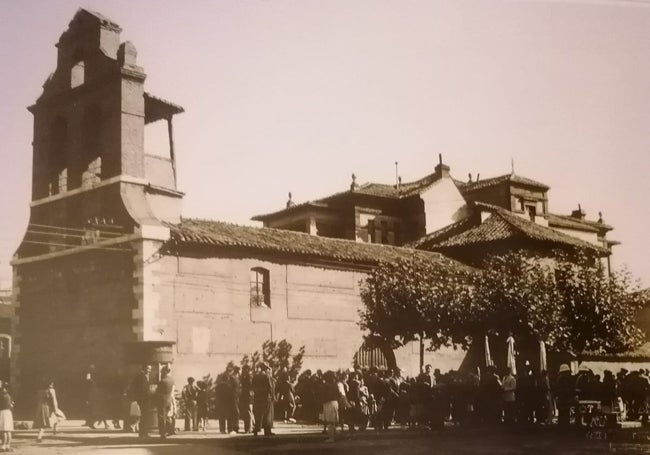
[12, 9, 183, 416]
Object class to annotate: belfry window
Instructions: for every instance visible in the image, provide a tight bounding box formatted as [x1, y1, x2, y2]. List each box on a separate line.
[81, 105, 103, 188]
[250, 267, 270, 308]
[48, 117, 68, 196]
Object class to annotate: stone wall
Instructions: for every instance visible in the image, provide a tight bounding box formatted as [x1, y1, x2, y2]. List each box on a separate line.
[148, 253, 464, 382]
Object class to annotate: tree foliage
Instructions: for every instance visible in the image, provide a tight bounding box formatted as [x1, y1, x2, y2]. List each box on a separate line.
[359, 251, 648, 356]
[359, 258, 473, 350]
[218, 339, 305, 380]
[551, 251, 646, 353]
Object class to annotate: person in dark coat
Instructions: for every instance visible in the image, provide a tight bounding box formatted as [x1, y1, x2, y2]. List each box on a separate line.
[130, 365, 152, 438]
[155, 366, 175, 439]
[277, 369, 296, 423]
[215, 374, 231, 434]
[196, 381, 209, 431]
[555, 364, 575, 428]
[252, 363, 275, 436]
[240, 365, 255, 433]
[228, 368, 241, 433]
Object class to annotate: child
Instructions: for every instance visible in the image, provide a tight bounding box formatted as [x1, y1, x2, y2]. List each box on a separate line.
[0, 382, 13, 452]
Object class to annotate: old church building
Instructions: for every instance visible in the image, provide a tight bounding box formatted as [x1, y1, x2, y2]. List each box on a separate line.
[12, 10, 618, 414]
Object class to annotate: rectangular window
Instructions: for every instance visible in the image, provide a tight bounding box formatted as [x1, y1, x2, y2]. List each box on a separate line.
[381, 221, 388, 244]
[527, 205, 537, 222]
[250, 268, 270, 307]
[367, 219, 375, 243]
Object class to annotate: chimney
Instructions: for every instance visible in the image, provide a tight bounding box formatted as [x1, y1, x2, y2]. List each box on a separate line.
[571, 203, 586, 220]
[468, 173, 472, 183]
[435, 153, 450, 178]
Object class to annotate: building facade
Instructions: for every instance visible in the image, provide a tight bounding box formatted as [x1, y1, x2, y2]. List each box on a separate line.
[12, 10, 466, 416]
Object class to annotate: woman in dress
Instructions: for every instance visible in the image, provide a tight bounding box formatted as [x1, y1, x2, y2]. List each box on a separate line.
[33, 380, 62, 442]
[322, 371, 340, 442]
[0, 382, 14, 452]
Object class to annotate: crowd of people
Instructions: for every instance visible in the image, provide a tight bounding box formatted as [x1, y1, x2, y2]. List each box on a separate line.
[166, 362, 650, 440]
[18, 360, 650, 446]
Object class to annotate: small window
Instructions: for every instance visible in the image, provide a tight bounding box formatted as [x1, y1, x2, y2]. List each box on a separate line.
[380, 221, 389, 244]
[250, 267, 270, 308]
[0, 335, 11, 359]
[527, 205, 537, 222]
[367, 219, 375, 243]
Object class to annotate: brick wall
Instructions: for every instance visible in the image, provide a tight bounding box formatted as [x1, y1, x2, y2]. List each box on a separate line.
[15, 248, 137, 418]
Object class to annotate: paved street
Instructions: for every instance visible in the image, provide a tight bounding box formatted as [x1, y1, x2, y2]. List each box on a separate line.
[7, 420, 650, 454]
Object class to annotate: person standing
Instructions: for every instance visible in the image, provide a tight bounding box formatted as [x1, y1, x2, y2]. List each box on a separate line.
[240, 365, 255, 433]
[322, 371, 340, 442]
[555, 364, 575, 428]
[196, 381, 209, 431]
[155, 366, 175, 439]
[502, 369, 517, 425]
[424, 365, 436, 387]
[277, 369, 296, 424]
[181, 377, 198, 432]
[252, 363, 275, 436]
[34, 380, 61, 442]
[131, 365, 152, 438]
[0, 382, 14, 452]
[227, 367, 241, 434]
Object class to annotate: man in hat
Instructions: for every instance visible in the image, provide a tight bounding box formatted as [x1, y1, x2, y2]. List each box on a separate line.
[130, 364, 152, 438]
[155, 366, 176, 439]
[181, 377, 199, 431]
[252, 362, 275, 436]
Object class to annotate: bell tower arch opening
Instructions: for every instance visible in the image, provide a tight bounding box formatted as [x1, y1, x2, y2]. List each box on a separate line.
[81, 104, 103, 188]
[70, 48, 85, 88]
[48, 116, 68, 197]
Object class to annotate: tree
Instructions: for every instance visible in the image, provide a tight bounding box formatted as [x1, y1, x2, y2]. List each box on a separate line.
[359, 258, 473, 351]
[466, 251, 562, 348]
[468, 250, 647, 364]
[212, 339, 305, 380]
[241, 339, 305, 379]
[359, 250, 648, 368]
[198, 339, 305, 418]
[552, 250, 646, 354]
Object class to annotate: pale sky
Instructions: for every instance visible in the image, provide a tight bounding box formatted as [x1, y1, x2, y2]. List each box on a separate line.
[1, 0, 649, 288]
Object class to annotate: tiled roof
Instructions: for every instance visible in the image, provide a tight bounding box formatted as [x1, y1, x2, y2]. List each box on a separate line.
[165, 218, 472, 271]
[251, 202, 330, 221]
[252, 172, 441, 221]
[416, 206, 608, 255]
[546, 213, 613, 232]
[144, 92, 185, 124]
[354, 172, 441, 198]
[409, 216, 478, 250]
[456, 173, 549, 192]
